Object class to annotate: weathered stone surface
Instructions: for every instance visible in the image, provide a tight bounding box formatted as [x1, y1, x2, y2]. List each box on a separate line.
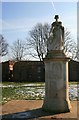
[43, 15, 72, 113]
[47, 15, 64, 51]
[42, 57, 72, 112]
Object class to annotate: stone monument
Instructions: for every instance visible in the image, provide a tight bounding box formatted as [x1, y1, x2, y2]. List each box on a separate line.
[42, 15, 72, 113]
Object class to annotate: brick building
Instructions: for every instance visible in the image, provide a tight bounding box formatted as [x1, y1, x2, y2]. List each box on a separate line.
[69, 60, 79, 82]
[2, 60, 79, 82]
[13, 61, 45, 82]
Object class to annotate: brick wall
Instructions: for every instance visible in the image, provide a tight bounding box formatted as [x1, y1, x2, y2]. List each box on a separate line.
[2, 61, 9, 81]
[2, 60, 79, 82]
[13, 61, 45, 82]
[69, 60, 79, 82]
[0, 63, 2, 82]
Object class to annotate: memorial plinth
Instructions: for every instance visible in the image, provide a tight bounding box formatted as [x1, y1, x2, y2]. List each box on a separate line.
[42, 15, 72, 113]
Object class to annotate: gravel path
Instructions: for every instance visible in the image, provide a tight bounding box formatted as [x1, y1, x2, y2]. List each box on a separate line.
[0, 100, 79, 119]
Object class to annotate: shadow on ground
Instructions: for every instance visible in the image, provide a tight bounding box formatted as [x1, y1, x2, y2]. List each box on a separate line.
[1, 107, 77, 120]
[2, 108, 54, 119]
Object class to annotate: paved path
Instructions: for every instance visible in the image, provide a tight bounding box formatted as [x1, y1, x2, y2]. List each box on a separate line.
[0, 100, 79, 119]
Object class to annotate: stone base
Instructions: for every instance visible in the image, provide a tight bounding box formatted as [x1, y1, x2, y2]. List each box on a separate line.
[43, 50, 72, 114]
[42, 99, 72, 113]
[46, 50, 68, 59]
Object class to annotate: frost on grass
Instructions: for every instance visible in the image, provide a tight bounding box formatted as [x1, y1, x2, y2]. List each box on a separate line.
[1, 83, 79, 104]
[15, 87, 45, 100]
[69, 84, 79, 100]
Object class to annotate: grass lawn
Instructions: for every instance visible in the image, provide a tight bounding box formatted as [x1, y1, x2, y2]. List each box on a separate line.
[1, 82, 45, 105]
[0, 81, 79, 105]
[1, 82, 45, 86]
[69, 82, 79, 84]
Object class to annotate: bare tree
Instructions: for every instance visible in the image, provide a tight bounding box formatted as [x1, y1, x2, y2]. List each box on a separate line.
[27, 23, 77, 61]
[27, 23, 50, 61]
[64, 29, 77, 60]
[11, 39, 27, 61]
[76, 38, 79, 61]
[0, 34, 8, 56]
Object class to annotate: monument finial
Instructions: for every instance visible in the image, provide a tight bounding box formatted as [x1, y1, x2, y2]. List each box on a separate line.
[54, 15, 59, 21]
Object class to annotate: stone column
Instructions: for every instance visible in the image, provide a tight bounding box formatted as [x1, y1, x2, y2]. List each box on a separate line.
[42, 15, 72, 113]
